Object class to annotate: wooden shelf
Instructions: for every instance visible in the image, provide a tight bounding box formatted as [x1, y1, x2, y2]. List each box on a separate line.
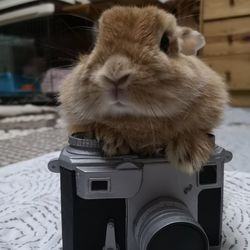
[203, 54, 250, 90]
[201, 0, 250, 106]
[203, 0, 250, 20]
[230, 90, 250, 107]
[202, 16, 250, 56]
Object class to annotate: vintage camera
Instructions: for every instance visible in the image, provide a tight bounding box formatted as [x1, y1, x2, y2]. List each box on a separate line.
[49, 133, 232, 250]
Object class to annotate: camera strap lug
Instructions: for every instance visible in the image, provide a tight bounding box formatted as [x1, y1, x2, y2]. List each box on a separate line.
[103, 221, 119, 250]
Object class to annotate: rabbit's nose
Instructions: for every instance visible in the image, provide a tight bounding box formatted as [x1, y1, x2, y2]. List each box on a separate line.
[103, 73, 131, 88]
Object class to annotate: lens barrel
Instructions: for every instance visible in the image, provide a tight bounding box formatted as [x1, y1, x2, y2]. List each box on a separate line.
[134, 199, 209, 250]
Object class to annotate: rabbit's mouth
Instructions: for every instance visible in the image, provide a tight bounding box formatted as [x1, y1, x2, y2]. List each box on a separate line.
[107, 101, 131, 116]
[105, 91, 132, 115]
[108, 88, 129, 106]
[113, 101, 126, 108]
[109, 99, 129, 112]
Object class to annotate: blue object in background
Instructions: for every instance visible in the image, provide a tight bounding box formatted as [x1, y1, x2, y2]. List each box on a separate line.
[0, 72, 40, 96]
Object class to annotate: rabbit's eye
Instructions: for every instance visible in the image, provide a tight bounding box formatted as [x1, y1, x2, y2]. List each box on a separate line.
[160, 33, 169, 52]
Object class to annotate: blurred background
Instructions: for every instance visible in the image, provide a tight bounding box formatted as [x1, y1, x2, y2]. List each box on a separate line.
[0, 0, 249, 171]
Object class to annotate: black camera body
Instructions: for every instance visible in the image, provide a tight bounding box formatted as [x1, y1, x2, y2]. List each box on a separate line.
[49, 134, 232, 250]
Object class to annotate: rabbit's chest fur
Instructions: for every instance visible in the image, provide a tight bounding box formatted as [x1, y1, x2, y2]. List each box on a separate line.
[97, 114, 190, 147]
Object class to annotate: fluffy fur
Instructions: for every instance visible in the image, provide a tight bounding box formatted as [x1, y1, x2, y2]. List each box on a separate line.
[59, 6, 228, 173]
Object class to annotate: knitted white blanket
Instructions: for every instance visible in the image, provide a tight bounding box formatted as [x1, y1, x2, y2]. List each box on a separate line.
[0, 152, 249, 250]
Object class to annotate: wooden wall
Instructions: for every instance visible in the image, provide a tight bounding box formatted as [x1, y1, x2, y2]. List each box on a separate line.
[201, 0, 250, 106]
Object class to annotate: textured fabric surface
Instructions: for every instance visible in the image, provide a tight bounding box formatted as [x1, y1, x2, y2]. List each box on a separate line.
[0, 152, 249, 250]
[223, 172, 250, 250]
[0, 152, 61, 250]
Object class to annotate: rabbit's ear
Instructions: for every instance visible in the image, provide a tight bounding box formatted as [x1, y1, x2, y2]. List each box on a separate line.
[177, 27, 206, 55]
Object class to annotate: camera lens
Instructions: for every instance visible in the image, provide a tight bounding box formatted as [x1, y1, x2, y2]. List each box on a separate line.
[134, 198, 209, 250]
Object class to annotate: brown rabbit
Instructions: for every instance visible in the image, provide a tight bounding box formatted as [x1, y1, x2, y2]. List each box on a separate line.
[59, 6, 228, 173]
